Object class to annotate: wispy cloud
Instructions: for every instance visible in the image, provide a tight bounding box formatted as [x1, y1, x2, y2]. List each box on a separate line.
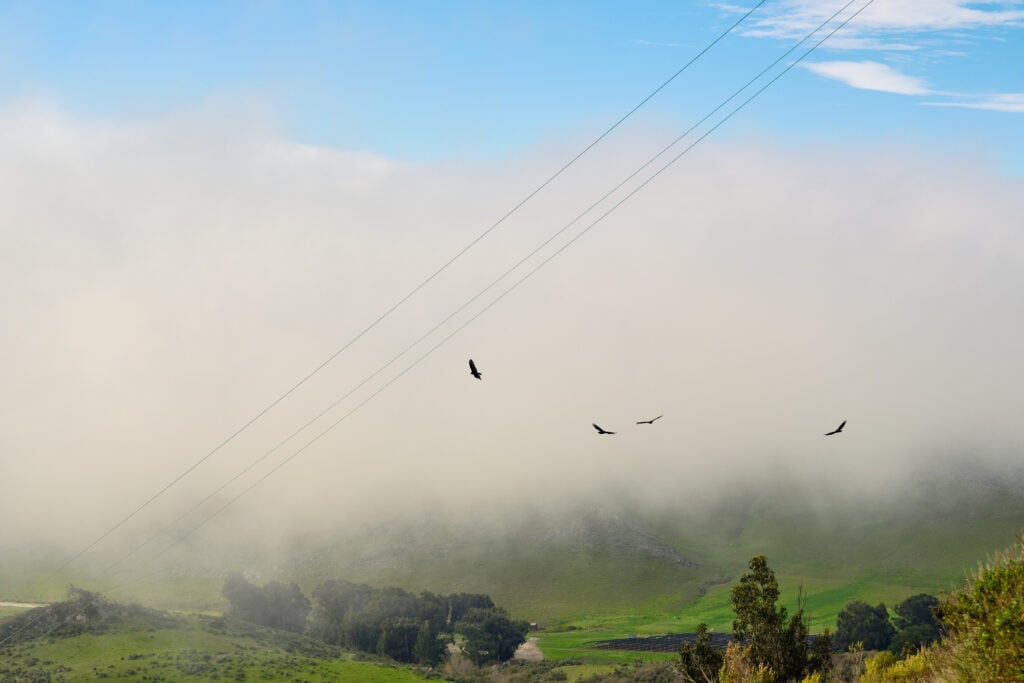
[923, 92, 1024, 112]
[743, 0, 1024, 40]
[802, 60, 931, 94]
[631, 38, 684, 47]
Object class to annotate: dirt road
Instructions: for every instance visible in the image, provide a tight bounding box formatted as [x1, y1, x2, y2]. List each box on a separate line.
[514, 637, 543, 661]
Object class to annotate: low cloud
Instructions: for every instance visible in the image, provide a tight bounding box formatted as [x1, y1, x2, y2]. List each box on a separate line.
[801, 60, 931, 94]
[1, 100, 1022, 559]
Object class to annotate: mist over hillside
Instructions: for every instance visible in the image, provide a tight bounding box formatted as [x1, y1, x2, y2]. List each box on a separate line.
[5, 451, 1022, 627]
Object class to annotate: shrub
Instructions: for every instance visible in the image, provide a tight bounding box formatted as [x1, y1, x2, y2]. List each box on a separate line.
[718, 642, 774, 683]
[679, 623, 724, 682]
[938, 534, 1024, 680]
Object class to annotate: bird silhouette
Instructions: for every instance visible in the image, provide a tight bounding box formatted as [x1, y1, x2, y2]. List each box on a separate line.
[593, 423, 616, 435]
[636, 415, 663, 425]
[825, 420, 846, 436]
[468, 359, 481, 380]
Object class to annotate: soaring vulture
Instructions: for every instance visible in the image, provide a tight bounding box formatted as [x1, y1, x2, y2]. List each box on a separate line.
[825, 420, 846, 436]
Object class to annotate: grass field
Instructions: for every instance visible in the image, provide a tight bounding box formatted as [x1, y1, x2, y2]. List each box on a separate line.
[0, 612, 429, 682]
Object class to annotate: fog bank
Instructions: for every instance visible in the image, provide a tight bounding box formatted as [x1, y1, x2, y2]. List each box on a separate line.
[1, 100, 1022, 561]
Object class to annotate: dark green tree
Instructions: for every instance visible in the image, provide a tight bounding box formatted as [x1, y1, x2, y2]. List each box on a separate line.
[221, 574, 310, 634]
[222, 573, 267, 624]
[730, 555, 823, 681]
[779, 588, 810, 678]
[416, 591, 449, 634]
[833, 601, 895, 652]
[455, 607, 529, 665]
[310, 580, 419, 649]
[893, 593, 941, 632]
[446, 593, 494, 626]
[415, 619, 448, 666]
[678, 623, 723, 682]
[889, 593, 942, 655]
[808, 628, 834, 679]
[376, 617, 420, 662]
[731, 555, 785, 675]
[262, 581, 312, 633]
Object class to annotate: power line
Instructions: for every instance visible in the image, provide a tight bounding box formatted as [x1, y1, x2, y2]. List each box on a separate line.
[109, 0, 876, 592]
[95, 0, 859, 590]
[14, 1, 767, 599]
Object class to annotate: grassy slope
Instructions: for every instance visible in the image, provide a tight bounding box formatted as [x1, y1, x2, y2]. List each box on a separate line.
[4, 461, 1020, 665]
[0, 612, 427, 682]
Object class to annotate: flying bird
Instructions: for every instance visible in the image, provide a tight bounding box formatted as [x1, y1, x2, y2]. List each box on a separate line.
[593, 423, 616, 435]
[636, 415, 663, 425]
[825, 420, 846, 436]
[468, 359, 481, 380]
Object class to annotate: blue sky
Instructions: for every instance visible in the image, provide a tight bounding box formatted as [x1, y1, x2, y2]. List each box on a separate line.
[1, 1, 1021, 169]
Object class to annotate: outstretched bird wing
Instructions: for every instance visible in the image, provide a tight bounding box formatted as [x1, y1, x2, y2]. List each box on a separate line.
[593, 423, 615, 435]
[825, 420, 846, 436]
[637, 415, 663, 424]
[468, 359, 481, 379]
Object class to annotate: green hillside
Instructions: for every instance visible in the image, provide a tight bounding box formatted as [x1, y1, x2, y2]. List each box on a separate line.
[3, 458, 1021, 666]
[289, 461, 1024, 627]
[0, 596, 427, 682]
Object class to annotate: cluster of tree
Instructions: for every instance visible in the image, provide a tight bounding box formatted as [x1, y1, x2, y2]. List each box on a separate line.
[222, 573, 311, 634]
[832, 593, 944, 655]
[221, 575, 528, 667]
[680, 556, 832, 683]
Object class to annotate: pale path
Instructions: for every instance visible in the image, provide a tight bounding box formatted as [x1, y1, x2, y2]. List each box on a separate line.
[514, 636, 543, 661]
[0, 601, 47, 608]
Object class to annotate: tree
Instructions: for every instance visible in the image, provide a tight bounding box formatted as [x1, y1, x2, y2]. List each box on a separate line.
[415, 619, 448, 666]
[678, 623, 723, 683]
[309, 579, 506, 663]
[222, 573, 270, 626]
[310, 580, 417, 649]
[446, 593, 494, 626]
[731, 555, 786, 676]
[893, 593, 941, 633]
[833, 601, 895, 652]
[376, 617, 419, 662]
[779, 588, 810, 678]
[221, 574, 311, 634]
[416, 591, 449, 635]
[455, 607, 529, 665]
[889, 593, 942, 655]
[808, 628, 834, 679]
[730, 555, 822, 681]
[262, 581, 312, 633]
